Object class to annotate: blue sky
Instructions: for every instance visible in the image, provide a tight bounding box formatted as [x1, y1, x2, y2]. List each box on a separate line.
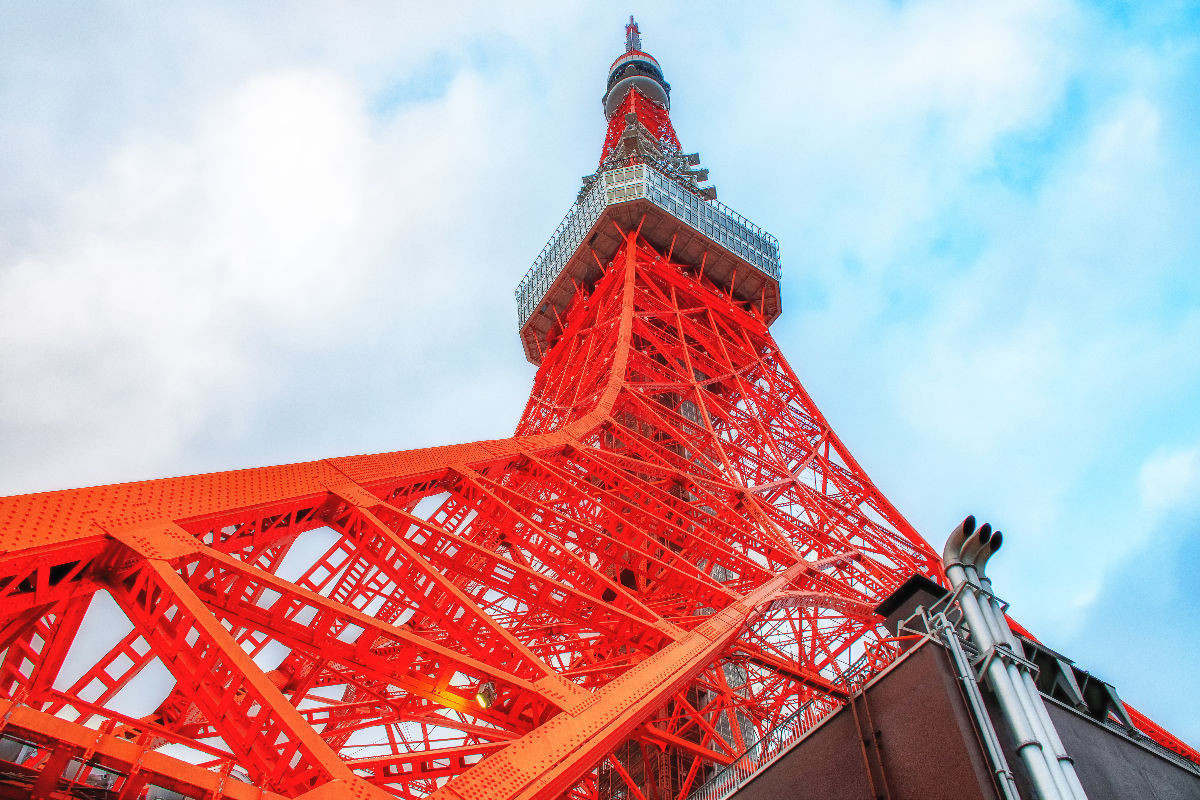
[1, 1, 1198, 746]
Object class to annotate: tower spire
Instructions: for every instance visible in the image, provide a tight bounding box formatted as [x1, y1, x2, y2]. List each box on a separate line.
[598, 18, 686, 172]
[624, 15, 642, 52]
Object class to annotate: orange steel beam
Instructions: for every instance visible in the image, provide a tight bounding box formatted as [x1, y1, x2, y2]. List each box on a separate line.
[105, 536, 362, 794]
[0, 699, 289, 800]
[428, 562, 812, 800]
[0, 231, 928, 797]
[730, 642, 848, 699]
[637, 727, 735, 767]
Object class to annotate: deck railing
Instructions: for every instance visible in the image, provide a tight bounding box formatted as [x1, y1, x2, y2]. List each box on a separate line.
[516, 163, 781, 327]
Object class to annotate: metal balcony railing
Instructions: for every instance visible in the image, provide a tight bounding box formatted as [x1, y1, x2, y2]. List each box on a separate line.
[686, 640, 902, 800]
[686, 695, 836, 800]
[516, 163, 781, 327]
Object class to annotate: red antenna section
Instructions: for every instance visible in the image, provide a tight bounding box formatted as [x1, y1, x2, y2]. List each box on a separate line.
[625, 15, 642, 52]
[600, 19, 680, 164]
[600, 87, 681, 163]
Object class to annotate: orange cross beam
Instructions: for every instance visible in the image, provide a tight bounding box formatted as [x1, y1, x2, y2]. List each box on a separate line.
[423, 561, 810, 800]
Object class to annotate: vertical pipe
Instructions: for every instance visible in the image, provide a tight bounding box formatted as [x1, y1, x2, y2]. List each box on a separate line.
[963, 561, 1076, 800]
[944, 518, 1065, 800]
[962, 535, 1068, 796]
[946, 563, 1062, 797]
[973, 556, 1089, 800]
[931, 609, 1022, 800]
[848, 693, 882, 799]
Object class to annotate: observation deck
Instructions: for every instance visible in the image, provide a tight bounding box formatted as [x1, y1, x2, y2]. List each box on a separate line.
[515, 161, 782, 364]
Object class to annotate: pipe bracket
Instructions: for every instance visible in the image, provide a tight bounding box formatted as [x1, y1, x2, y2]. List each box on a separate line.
[973, 643, 1040, 682]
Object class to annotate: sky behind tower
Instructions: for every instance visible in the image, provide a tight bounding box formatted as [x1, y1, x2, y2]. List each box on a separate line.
[2, 1, 1199, 745]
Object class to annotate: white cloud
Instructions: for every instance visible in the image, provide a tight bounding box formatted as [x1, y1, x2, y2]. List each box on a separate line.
[652, 2, 1200, 648]
[838, 55, 1194, 564]
[0, 68, 375, 487]
[1139, 445, 1200, 516]
[0, 52, 551, 491]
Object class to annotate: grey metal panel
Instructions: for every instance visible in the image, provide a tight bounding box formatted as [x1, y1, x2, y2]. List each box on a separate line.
[515, 162, 782, 330]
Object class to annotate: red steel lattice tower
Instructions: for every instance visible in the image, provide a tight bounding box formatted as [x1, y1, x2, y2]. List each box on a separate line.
[0, 17, 1195, 800]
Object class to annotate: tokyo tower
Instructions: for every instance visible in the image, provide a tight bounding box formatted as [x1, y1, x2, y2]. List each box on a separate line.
[0, 17, 1195, 800]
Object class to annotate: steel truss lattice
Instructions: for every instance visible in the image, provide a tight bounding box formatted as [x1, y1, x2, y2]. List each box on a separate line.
[0, 229, 942, 800]
[2, 18, 1197, 800]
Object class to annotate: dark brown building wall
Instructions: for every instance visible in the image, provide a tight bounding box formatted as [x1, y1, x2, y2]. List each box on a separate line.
[729, 639, 1200, 800]
[732, 642, 999, 800]
[989, 696, 1200, 800]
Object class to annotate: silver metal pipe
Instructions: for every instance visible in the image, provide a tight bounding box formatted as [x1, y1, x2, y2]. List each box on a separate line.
[960, 532, 1075, 800]
[960, 526, 1013, 647]
[958, 521, 994, 567]
[942, 515, 978, 567]
[929, 608, 1022, 800]
[965, 562, 1075, 800]
[963, 534, 1082, 800]
[944, 518, 1065, 799]
[974, 550, 1089, 800]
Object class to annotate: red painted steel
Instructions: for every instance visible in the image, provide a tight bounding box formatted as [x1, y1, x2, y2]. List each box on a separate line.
[0, 229, 938, 800]
[599, 87, 681, 164]
[1, 20, 1196, 800]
